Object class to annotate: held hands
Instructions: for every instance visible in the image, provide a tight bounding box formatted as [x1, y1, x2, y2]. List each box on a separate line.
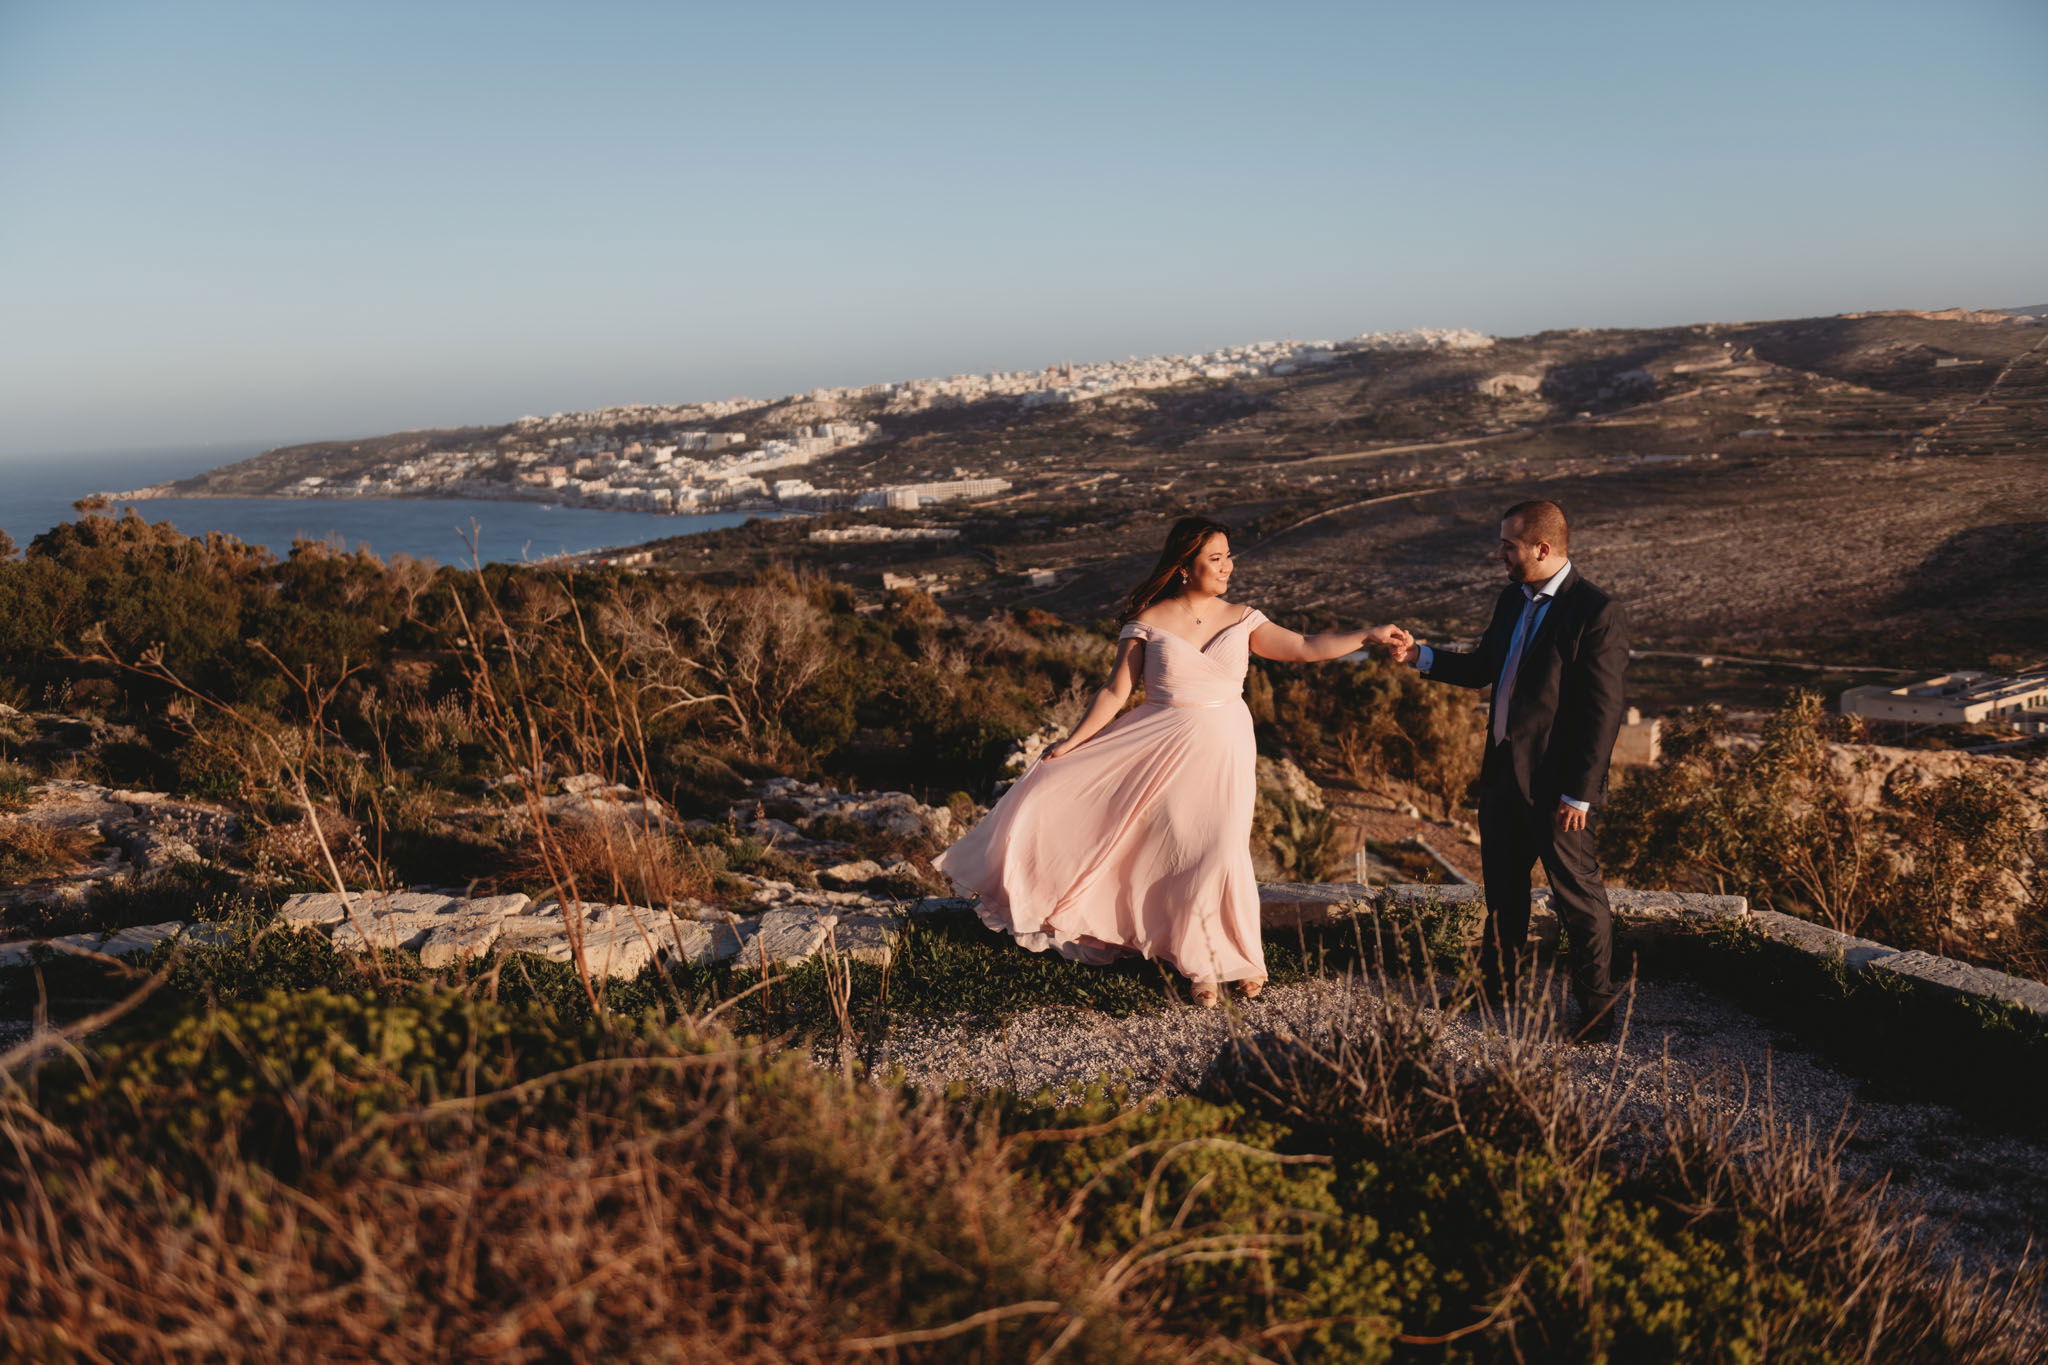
[1362, 623, 1415, 658]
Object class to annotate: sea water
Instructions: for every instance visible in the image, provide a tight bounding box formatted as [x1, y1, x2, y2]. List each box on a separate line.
[1, 444, 772, 565]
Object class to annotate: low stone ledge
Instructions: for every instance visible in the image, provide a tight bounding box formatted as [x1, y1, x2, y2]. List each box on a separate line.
[1257, 881, 1377, 928]
[1255, 882, 1750, 925]
[1869, 950, 2048, 1019]
[1746, 910, 1898, 969]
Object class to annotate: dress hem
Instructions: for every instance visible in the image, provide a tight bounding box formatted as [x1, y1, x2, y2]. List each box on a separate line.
[944, 873, 1265, 984]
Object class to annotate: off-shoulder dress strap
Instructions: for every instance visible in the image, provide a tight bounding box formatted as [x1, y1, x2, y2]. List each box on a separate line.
[1118, 620, 1157, 643]
[1237, 606, 1268, 631]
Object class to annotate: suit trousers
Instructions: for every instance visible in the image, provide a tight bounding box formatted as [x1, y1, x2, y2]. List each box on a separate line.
[1475, 745, 1620, 1018]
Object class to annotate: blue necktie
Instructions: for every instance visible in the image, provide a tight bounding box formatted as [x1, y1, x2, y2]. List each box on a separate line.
[1492, 588, 1543, 744]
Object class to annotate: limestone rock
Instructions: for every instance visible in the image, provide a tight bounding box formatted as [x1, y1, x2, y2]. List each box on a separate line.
[743, 776, 966, 845]
[329, 891, 459, 953]
[494, 904, 573, 957]
[418, 895, 528, 968]
[827, 913, 901, 968]
[575, 924, 662, 980]
[1477, 372, 1544, 398]
[730, 910, 836, 972]
[663, 915, 746, 966]
[817, 859, 885, 889]
[1256, 756, 1324, 811]
[745, 878, 881, 909]
[279, 891, 353, 929]
[999, 722, 1065, 781]
[97, 922, 188, 959]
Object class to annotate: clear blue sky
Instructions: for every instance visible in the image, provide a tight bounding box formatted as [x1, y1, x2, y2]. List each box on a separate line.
[2, 0, 2042, 458]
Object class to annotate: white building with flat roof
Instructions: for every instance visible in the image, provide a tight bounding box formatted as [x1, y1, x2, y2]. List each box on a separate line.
[857, 477, 1013, 510]
[1840, 671, 2048, 734]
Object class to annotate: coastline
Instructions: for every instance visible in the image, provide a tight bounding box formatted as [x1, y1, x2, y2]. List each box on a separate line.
[93, 486, 795, 519]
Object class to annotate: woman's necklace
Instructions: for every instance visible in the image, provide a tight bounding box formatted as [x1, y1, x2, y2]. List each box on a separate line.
[1181, 594, 1206, 628]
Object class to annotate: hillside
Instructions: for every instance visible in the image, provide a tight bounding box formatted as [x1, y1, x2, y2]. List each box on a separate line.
[143, 308, 2048, 668]
[654, 310, 2048, 669]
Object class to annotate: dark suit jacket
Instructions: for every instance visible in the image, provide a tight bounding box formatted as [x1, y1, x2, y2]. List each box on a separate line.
[1424, 567, 1629, 807]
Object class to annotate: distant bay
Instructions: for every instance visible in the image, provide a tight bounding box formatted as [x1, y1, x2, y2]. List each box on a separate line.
[1, 444, 771, 565]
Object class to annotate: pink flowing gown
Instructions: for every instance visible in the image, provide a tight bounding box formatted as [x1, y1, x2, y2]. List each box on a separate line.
[933, 607, 1268, 983]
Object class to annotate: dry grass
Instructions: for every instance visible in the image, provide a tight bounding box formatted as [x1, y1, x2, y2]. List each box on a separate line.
[0, 1000, 1174, 1363]
[0, 956, 2039, 1363]
[0, 817, 94, 882]
[486, 813, 711, 908]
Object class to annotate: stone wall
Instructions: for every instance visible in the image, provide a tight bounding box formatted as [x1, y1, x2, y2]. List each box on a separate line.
[9, 880, 2045, 1026]
[1258, 881, 2048, 1020]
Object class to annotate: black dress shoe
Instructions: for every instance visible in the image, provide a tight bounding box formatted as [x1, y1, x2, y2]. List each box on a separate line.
[1569, 1012, 1616, 1045]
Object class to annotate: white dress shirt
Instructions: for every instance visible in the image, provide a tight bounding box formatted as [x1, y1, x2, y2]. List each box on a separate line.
[1412, 560, 1589, 811]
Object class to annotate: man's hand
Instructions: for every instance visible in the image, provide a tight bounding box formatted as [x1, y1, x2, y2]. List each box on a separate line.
[1362, 623, 1411, 651]
[1389, 636, 1422, 667]
[1556, 800, 1588, 833]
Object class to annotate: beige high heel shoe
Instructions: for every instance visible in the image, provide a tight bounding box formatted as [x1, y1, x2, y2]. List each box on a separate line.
[1189, 982, 1221, 1008]
[1235, 978, 1266, 1001]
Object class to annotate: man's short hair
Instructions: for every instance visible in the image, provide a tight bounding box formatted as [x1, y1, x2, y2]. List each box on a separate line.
[1502, 499, 1569, 552]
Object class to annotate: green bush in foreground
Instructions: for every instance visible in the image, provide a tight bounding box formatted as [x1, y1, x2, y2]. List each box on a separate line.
[2, 977, 2038, 1362]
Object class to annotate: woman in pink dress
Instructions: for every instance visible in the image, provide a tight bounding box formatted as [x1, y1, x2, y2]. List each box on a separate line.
[934, 517, 1412, 1006]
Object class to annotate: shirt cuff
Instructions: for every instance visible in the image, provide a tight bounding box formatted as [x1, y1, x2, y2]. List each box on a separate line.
[1413, 644, 1434, 672]
[1560, 795, 1591, 812]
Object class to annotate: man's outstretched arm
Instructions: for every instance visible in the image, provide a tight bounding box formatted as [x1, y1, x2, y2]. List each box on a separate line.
[1396, 616, 1505, 689]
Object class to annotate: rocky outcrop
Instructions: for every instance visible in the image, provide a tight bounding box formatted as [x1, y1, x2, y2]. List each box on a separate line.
[736, 776, 966, 845]
[1, 876, 909, 979]
[0, 779, 239, 910]
[1826, 744, 2048, 821]
[1477, 372, 1544, 398]
[1256, 756, 1324, 810]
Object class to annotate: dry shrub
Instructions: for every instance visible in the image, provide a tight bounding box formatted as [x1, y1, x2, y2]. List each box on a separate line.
[0, 817, 94, 881]
[1603, 694, 2048, 969]
[1189, 960, 2048, 1361]
[0, 990, 1170, 1363]
[488, 813, 711, 908]
[0, 759, 33, 811]
[3, 967, 2039, 1363]
[246, 806, 380, 889]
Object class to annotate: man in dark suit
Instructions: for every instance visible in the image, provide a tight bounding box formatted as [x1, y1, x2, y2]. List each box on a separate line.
[1392, 500, 1630, 1043]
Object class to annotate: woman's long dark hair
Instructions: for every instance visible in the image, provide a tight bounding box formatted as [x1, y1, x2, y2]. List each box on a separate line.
[1118, 517, 1232, 623]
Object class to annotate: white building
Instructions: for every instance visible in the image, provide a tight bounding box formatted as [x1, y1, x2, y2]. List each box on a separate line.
[1840, 672, 2048, 734]
[858, 477, 1013, 510]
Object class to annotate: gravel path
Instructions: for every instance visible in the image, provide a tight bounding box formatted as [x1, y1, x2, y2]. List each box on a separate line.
[858, 969, 2048, 1281]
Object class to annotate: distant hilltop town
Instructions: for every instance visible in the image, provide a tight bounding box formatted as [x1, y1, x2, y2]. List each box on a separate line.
[99, 327, 1494, 516]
